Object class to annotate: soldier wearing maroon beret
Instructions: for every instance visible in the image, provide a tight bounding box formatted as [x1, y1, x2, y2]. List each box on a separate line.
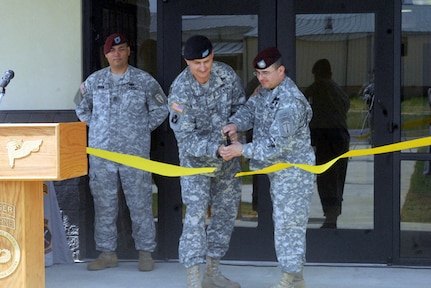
[221, 47, 315, 288]
[76, 33, 168, 272]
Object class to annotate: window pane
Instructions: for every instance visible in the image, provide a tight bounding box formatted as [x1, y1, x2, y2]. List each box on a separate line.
[296, 14, 375, 229]
[400, 160, 431, 259]
[400, 4, 431, 143]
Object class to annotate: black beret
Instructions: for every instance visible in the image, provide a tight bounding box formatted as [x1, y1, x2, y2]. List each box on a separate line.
[253, 47, 282, 69]
[104, 33, 128, 55]
[183, 35, 213, 60]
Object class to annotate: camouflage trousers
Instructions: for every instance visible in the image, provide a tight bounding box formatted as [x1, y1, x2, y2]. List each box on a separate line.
[89, 156, 156, 252]
[268, 167, 314, 273]
[179, 160, 241, 268]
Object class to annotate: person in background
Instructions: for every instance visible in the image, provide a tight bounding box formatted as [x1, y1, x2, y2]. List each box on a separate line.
[76, 33, 168, 271]
[220, 47, 314, 288]
[168, 35, 246, 288]
[304, 59, 350, 229]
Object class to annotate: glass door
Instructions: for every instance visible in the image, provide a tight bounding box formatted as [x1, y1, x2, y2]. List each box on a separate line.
[295, 13, 376, 231]
[398, 1, 431, 266]
[83, 0, 429, 266]
[158, 0, 280, 260]
[283, 0, 399, 264]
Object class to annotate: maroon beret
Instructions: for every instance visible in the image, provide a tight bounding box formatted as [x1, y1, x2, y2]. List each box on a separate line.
[103, 33, 128, 55]
[253, 47, 282, 69]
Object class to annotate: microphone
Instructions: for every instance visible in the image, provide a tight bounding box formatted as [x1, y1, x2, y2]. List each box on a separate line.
[0, 70, 15, 88]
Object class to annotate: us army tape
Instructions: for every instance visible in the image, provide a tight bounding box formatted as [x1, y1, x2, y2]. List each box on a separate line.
[87, 136, 431, 177]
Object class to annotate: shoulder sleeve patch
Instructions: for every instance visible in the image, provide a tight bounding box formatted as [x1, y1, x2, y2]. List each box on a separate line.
[153, 93, 167, 106]
[277, 110, 295, 137]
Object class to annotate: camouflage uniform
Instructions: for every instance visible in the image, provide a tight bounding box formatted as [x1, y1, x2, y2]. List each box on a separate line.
[229, 76, 315, 273]
[76, 65, 168, 253]
[168, 61, 246, 268]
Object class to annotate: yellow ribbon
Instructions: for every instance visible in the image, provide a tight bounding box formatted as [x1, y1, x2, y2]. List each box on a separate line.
[237, 136, 431, 177]
[87, 136, 431, 178]
[86, 147, 216, 177]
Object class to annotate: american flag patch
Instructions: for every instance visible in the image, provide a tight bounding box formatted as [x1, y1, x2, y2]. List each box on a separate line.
[172, 102, 184, 113]
[80, 83, 87, 95]
[253, 85, 261, 95]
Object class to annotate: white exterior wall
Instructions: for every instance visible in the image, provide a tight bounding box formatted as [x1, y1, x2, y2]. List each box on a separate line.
[0, 0, 82, 110]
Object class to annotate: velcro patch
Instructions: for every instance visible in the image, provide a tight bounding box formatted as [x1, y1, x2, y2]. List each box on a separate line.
[153, 93, 167, 106]
[277, 110, 294, 136]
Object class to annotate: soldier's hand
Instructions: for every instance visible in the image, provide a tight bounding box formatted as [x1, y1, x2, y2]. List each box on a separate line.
[222, 124, 238, 142]
[220, 142, 242, 161]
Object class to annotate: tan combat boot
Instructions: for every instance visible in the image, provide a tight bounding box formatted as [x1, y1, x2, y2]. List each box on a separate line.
[202, 257, 240, 288]
[87, 251, 118, 271]
[293, 269, 306, 288]
[187, 265, 202, 288]
[139, 251, 154, 271]
[270, 272, 295, 288]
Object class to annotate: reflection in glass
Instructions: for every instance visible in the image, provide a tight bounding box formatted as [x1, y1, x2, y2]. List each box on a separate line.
[181, 15, 258, 226]
[400, 2, 431, 261]
[296, 14, 375, 229]
[99, 0, 158, 75]
[400, 4, 431, 142]
[400, 161, 431, 258]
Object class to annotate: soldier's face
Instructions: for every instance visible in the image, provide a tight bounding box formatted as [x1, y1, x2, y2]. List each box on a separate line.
[255, 64, 285, 90]
[185, 52, 214, 84]
[105, 43, 130, 71]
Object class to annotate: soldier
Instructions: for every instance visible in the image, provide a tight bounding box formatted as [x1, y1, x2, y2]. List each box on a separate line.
[76, 33, 168, 271]
[221, 47, 315, 288]
[168, 35, 246, 288]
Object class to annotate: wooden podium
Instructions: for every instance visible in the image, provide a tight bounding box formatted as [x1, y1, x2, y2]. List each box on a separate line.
[0, 122, 87, 287]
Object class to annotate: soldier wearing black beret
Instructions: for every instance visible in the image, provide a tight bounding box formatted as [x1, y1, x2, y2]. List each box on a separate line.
[168, 35, 246, 288]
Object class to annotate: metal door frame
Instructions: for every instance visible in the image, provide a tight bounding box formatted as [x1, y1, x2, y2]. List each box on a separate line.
[158, 0, 405, 264]
[277, 0, 401, 264]
[157, 0, 278, 260]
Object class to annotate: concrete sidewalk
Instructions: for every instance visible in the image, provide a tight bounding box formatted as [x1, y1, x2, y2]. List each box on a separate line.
[45, 260, 431, 288]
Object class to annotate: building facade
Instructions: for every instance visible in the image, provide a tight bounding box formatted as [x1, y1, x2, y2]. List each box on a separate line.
[1, 0, 430, 267]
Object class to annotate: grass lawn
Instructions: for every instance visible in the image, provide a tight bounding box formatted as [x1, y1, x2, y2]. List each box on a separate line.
[401, 158, 431, 223]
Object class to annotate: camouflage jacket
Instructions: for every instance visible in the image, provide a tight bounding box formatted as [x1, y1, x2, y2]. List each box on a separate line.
[76, 65, 168, 157]
[168, 61, 246, 168]
[230, 76, 315, 170]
